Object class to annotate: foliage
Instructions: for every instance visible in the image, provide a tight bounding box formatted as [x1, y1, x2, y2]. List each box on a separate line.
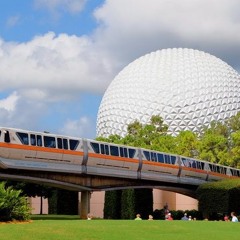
[49, 189, 78, 215]
[104, 190, 122, 219]
[48, 189, 79, 215]
[121, 189, 135, 219]
[198, 121, 230, 164]
[0, 182, 31, 221]
[100, 113, 240, 219]
[175, 131, 199, 157]
[5, 180, 55, 215]
[196, 179, 240, 219]
[48, 189, 58, 214]
[134, 188, 153, 219]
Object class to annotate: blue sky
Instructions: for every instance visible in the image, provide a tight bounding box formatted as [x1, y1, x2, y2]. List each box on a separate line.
[0, 0, 240, 139]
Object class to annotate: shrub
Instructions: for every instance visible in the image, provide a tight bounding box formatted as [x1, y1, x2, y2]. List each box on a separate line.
[196, 179, 240, 219]
[0, 182, 31, 221]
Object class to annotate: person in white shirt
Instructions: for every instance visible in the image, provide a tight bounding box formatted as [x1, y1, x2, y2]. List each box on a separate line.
[231, 212, 239, 222]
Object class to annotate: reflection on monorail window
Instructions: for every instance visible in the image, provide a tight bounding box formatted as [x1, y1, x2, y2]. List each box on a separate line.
[30, 134, 36, 146]
[90, 142, 100, 153]
[69, 139, 79, 150]
[17, 132, 29, 145]
[119, 147, 128, 157]
[110, 145, 119, 156]
[44, 136, 56, 148]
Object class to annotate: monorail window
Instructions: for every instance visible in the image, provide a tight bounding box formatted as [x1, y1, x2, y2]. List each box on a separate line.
[105, 145, 109, 155]
[220, 167, 227, 175]
[165, 155, 171, 164]
[182, 158, 189, 167]
[171, 156, 176, 165]
[90, 142, 100, 153]
[209, 164, 214, 172]
[150, 152, 157, 162]
[37, 135, 42, 146]
[63, 138, 68, 150]
[143, 151, 150, 160]
[100, 144, 109, 155]
[157, 153, 164, 163]
[128, 149, 135, 158]
[100, 144, 105, 154]
[44, 136, 56, 148]
[230, 169, 240, 177]
[57, 138, 63, 149]
[197, 162, 204, 170]
[4, 130, 10, 143]
[191, 161, 196, 168]
[215, 166, 220, 173]
[70, 139, 79, 150]
[120, 147, 128, 157]
[110, 145, 119, 156]
[16, 132, 29, 145]
[30, 134, 36, 146]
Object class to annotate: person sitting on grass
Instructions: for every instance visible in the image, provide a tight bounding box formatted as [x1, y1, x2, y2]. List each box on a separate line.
[135, 214, 142, 220]
[181, 213, 188, 220]
[231, 212, 239, 222]
[148, 214, 153, 220]
[166, 213, 173, 221]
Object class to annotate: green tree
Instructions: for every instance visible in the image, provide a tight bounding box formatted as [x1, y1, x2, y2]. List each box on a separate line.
[121, 189, 135, 219]
[226, 112, 240, 132]
[0, 182, 31, 221]
[230, 131, 240, 168]
[104, 190, 122, 219]
[175, 131, 199, 157]
[198, 121, 230, 164]
[5, 181, 54, 215]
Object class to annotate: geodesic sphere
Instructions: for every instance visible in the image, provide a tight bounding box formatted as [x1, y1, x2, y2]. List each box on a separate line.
[97, 48, 240, 137]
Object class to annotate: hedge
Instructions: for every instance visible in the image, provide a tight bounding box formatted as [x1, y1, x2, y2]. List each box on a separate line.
[196, 179, 240, 219]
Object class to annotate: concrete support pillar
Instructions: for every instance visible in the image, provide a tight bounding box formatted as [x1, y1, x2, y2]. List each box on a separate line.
[80, 191, 91, 219]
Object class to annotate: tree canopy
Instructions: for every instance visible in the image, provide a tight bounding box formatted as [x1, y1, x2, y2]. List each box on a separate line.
[99, 113, 240, 219]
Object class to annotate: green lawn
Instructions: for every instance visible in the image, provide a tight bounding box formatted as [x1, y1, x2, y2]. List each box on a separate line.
[0, 216, 239, 240]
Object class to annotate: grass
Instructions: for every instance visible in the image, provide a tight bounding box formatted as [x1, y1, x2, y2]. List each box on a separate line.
[0, 215, 239, 240]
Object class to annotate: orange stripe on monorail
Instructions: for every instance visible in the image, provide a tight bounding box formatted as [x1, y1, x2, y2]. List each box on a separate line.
[181, 166, 206, 174]
[181, 166, 230, 178]
[88, 152, 139, 163]
[0, 143, 84, 156]
[142, 160, 179, 169]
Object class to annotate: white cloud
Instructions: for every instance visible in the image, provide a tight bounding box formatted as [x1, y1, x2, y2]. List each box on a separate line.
[0, 91, 19, 111]
[1, 0, 240, 137]
[93, 0, 240, 68]
[59, 116, 95, 138]
[0, 32, 115, 102]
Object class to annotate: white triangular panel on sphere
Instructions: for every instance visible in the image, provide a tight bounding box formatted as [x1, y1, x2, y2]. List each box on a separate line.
[97, 48, 240, 137]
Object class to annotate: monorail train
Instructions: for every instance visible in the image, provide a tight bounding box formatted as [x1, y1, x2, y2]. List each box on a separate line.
[0, 127, 239, 185]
